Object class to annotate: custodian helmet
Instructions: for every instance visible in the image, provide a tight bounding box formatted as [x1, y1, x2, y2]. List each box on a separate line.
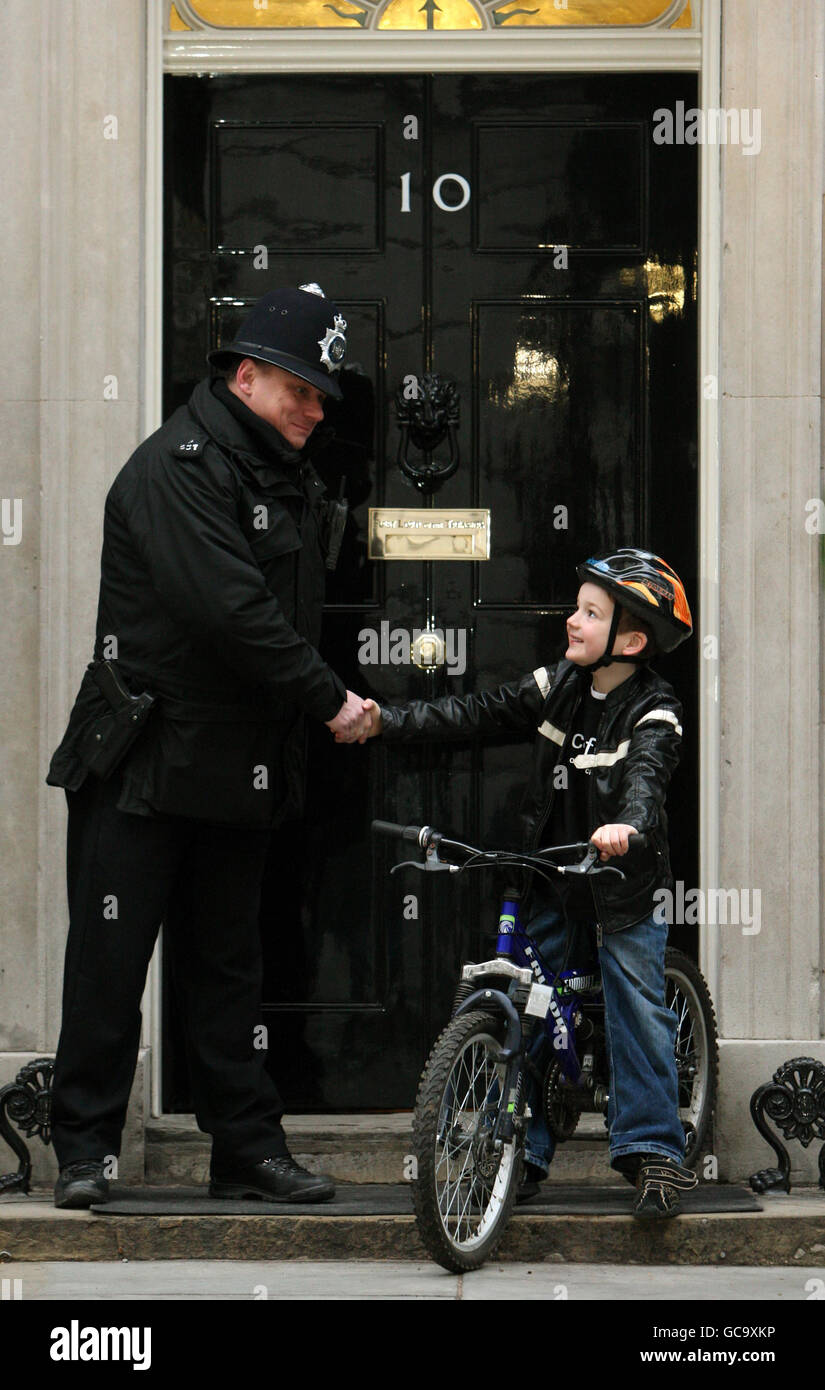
[576, 548, 693, 669]
[206, 283, 348, 400]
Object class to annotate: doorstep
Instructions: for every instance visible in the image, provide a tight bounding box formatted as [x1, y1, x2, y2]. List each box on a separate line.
[145, 1112, 619, 1186]
[1, 1189, 824, 1265]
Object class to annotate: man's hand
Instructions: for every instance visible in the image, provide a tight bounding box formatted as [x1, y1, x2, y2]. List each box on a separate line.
[325, 690, 373, 743]
[330, 697, 383, 744]
[590, 824, 639, 861]
[353, 698, 382, 744]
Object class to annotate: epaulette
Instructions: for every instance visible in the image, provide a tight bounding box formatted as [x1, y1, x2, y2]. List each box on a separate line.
[172, 432, 209, 459]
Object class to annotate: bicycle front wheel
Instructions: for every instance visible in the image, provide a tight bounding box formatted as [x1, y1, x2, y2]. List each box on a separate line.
[412, 1010, 522, 1273]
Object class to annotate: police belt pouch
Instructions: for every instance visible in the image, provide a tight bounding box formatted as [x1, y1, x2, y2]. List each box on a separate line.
[80, 660, 156, 779]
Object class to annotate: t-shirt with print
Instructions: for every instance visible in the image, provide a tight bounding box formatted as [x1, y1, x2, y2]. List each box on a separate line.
[539, 684, 607, 912]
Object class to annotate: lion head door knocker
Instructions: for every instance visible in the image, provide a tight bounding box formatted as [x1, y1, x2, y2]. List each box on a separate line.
[394, 373, 460, 495]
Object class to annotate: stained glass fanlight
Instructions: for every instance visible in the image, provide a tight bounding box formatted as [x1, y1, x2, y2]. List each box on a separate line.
[168, 0, 694, 32]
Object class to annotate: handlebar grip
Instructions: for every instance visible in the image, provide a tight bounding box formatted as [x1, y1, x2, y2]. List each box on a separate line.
[371, 819, 425, 845]
[627, 831, 649, 849]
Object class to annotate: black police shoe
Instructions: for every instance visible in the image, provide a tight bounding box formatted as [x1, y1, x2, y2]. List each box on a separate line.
[209, 1156, 335, 1203]
[632, 1155, 698, 1219]
[54, 1160, 110, 1209]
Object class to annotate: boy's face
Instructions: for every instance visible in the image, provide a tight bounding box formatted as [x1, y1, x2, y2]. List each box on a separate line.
[565, 582, 616, 666]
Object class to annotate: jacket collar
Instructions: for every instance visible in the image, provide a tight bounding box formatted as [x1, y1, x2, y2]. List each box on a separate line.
[556, 658, 647, 709]
[210, 376, 303, 462]
[599, 666, 648, 708]
[187, 377, 333, 490]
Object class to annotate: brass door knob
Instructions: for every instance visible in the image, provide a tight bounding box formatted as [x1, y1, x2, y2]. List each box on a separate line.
[411, 631, 445, 669]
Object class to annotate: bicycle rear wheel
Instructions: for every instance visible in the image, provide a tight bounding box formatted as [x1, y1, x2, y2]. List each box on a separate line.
[664, 947, 718, 1165]
[412, 1010, 522, 1273]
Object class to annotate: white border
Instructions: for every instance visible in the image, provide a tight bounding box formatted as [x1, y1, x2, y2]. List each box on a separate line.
[147, 0, 719, 1116]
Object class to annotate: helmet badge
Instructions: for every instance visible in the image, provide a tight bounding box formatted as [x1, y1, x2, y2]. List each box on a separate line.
[318, 314, 347, 374]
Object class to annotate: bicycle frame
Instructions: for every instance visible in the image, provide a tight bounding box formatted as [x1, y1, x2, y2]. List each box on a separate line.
[452, 891, 605, 1146]
[496, 892, 603, 1084]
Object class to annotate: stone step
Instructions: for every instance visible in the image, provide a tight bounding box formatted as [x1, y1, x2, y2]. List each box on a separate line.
[145, 1112, 615, 1186]
[2, 1190, 824, 1265]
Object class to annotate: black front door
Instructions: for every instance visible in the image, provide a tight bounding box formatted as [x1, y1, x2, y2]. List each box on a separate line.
[163, 71, 698, 1112]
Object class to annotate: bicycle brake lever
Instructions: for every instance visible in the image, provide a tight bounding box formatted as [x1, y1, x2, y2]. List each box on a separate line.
[390, 859, 458, 875]
[559, 844, 598, 875]
[560, 844, 626, 880]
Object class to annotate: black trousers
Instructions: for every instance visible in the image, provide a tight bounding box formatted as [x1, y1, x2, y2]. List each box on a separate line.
[51, 765, 289, 1171]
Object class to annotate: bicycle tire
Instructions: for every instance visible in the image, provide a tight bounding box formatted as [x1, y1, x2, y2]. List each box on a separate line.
[412, 1010, 522, 1273]
[664, 947, 718, 1165]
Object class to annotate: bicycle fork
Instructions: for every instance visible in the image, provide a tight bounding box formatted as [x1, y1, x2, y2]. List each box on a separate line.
[451, 986, 534, 1146]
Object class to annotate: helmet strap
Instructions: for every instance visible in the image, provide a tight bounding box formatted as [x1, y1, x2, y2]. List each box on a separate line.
[581, 604, 651, 673]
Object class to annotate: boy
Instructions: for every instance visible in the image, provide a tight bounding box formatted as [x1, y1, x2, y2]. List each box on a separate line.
[358, 548, 697, 1219]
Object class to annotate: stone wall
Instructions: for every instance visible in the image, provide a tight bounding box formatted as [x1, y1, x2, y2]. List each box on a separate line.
[0, 0, 149, 1184]
[716, 0, 825, 1180]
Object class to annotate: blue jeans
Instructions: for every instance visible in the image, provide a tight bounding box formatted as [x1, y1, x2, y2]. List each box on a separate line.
[523, 903, 684, 1175]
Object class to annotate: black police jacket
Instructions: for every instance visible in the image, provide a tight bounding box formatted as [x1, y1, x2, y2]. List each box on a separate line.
[46, 377, 347, 828]
[380, 659, 683, 934]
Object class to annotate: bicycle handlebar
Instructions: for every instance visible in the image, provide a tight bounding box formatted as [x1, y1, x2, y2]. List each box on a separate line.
[371, 820, 430, 847]
[370, 820, 649, 864]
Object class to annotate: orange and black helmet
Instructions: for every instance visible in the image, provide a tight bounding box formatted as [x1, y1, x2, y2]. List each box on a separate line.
[577, 548, 693, 666]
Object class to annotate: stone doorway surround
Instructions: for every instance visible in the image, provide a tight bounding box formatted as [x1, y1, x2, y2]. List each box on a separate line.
[0, 0, 822, 1186]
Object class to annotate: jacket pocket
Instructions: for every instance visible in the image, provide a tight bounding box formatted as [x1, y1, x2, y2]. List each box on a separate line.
[246, 510, 302, 624]
[246, 508, 302, 563]
[118, 713, 291, 827]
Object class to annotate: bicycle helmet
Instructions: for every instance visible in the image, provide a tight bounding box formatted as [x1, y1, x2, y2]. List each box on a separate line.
[575, 548, 693, 670]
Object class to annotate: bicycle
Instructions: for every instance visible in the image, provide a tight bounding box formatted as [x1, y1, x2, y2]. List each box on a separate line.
[373, 819, 718, 1273]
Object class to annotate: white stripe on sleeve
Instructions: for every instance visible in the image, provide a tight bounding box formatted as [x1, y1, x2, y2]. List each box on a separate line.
[533, 666, 551, 699]
[634, 708, 683, 737]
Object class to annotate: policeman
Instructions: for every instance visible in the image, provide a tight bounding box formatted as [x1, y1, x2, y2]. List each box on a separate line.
[46, 285, 371, 1208]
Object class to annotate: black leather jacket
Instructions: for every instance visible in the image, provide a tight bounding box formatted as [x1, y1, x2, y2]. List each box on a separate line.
[380, 659, 683, 934]
[46, 377, 346, 828]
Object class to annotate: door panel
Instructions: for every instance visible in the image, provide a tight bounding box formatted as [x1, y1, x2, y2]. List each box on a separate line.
[472, 123, 646, 253]
[474, 301, 644, 601]
[162, 71, 698, 1113]
[213, 123, 385, 253]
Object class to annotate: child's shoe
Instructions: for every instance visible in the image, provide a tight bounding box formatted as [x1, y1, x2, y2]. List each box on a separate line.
[516, 1160, 548, 1203]
[632, 1155, 698, 1218]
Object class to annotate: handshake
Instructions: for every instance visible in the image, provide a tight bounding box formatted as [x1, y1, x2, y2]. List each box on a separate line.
[324, 691, 383, 745]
